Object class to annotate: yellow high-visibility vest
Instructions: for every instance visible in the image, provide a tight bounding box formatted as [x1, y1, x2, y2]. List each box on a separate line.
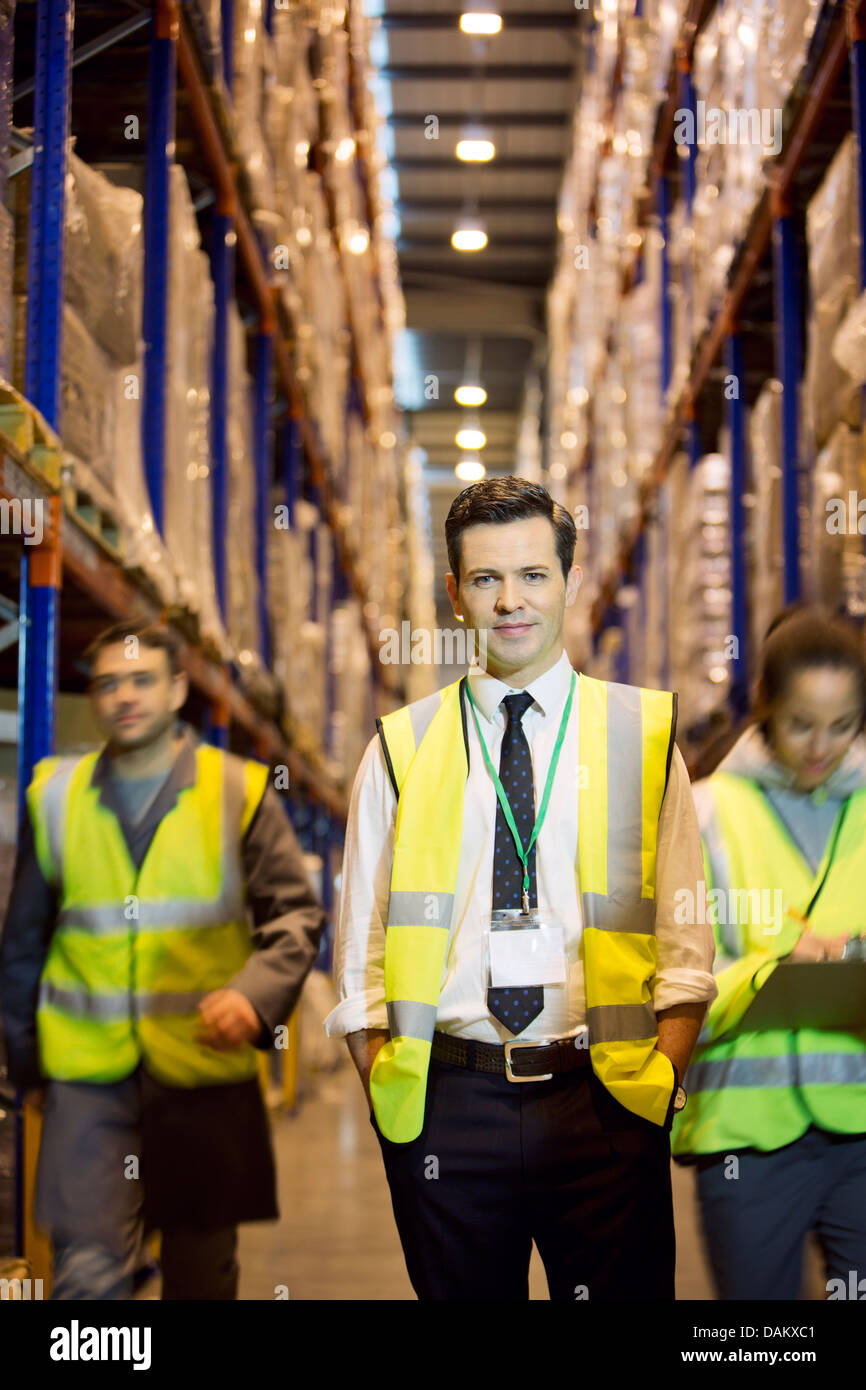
[673, 772, 866, 1156]
[27, 743, 269, 1087]
[371, 672, 679, 1142]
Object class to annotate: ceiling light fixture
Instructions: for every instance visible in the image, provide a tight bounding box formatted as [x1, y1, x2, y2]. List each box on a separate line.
[452, 222, 487, 251]
[459, 12, 502, 35]
[347, 225, 370, 255]
[455, 384, 487, 407]
[456, 428, 486, 450]
[456, 138, 495, 162]
[455, 458, 486, 481]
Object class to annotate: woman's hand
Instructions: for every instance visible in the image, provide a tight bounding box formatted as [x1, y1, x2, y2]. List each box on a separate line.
[787, 929, 849, 962]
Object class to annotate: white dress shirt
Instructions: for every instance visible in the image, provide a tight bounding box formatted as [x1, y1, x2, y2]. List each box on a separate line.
[325, 649, 717, 1043]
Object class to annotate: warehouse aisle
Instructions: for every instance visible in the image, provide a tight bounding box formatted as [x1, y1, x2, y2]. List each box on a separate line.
[238, 1063, 720, 1301]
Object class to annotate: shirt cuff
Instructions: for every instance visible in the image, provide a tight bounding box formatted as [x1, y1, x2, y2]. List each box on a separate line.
[653, 969, 719, 1014]
[324, 993, 389, 1038]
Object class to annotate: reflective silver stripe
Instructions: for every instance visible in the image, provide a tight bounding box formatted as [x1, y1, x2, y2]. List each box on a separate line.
[387, 890, 454, 928]
[386, 1000, 437, 1041]
[582, 895, 655, 934]
[605, 683, 644, 901]
[684, 1052, 866, 1091]
[799, 1052, 866, 1086]
[58, 896, 245, 934]
[582, 684, 653, 933]
[408, 689, 445, 753]
[587, 1001, 657, 1043]
[39, 983, 130, 1022]
[686, 1055, 796, 1091]
[38, 758, 80, 886]
[218, 752, 248, 908]
[39, 981, 208, 1020]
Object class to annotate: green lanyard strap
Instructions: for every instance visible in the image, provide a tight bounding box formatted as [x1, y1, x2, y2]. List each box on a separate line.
[465, 670, 576, 914]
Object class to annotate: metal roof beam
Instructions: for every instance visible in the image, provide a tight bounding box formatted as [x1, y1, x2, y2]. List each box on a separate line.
[381, 64, 573, 80]
[399, 236, 555, 250]
[13, 11, 152, 102]
[393, 155, 562, 171]
[380, 11, 580, 29]
[399, 197, 556, 212]
[387, 111, 568, 128]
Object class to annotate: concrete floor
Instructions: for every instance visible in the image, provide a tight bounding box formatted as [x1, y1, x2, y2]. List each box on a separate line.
[237, 1062, 814, 1301]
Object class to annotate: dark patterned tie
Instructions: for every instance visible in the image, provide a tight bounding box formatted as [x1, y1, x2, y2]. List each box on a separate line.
[487, 691, 544, 1033]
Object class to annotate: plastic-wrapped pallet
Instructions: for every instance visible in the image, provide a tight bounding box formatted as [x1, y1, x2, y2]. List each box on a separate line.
[642, 496, 672, 692]
[268, 522, 310, 729]
[60, 303, 116, 482]
[668, 449, 732, 732]
[804, 133, 861, 448]
[163, 164, 225, 650]
[0, 203, 12, 382]
[747, 380, 785, 655]
[691, 10, 737, 335]
[227, 302, 262, 670]
[757, 0, 821, 116]
[64, 151, 142, 365]
[330, 598, 372, 784]
[200, 0, 223, 82]
[269, 518, 327, 751]
[282, 171, 350, 477]
[811, 423, 866, 615]
[640, 0, 690, 98]
[12, 150, 175, 599]
[230, 0, 277, 219]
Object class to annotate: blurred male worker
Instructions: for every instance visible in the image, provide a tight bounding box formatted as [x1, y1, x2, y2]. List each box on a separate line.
[0, 621, 326, 1300]
[327, 476, 717, 1301]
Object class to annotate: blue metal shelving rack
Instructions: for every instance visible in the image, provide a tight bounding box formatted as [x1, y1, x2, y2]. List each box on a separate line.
[3, 0, 408, 1260]
[583, 0, 866, 746]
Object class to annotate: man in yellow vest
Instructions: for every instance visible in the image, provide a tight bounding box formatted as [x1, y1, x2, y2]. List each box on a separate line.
[326, 476, 717, 1300]
[0, 621, 327, 1299]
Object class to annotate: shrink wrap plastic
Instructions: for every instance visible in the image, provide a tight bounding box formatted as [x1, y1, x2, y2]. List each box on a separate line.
[268, 499, 327, 749]
[547, 0, 837, 725]
[51, 152, 175, 602]
[747, 382, 785, 655]
[667, 449, 732, 729]
[0, 203, 12, 383]
[811, 423, 866, 617]
[163, 165, 225, 647]
[804, 134, 861, 448]
[227, 302, 263, 671]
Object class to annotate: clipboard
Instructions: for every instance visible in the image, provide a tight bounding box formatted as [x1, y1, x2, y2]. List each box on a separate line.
[739, 961, 866, 1032]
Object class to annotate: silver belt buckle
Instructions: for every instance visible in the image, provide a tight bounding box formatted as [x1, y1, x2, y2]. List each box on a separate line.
[504, 1037, 554, 1083]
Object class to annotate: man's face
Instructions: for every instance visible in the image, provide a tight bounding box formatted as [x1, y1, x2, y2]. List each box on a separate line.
[445, 515, 581, 681]
[89, 642, 187, 753]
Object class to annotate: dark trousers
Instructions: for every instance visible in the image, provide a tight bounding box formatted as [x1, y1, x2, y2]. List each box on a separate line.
[37, 1073, 239, 1300]
[372, 1056, 675, 1301]
[694, 1126, 866, 1300]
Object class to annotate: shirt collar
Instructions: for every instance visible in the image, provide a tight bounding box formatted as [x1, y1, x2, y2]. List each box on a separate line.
[91, 720, 199, 790]
[466, 648, 576, 726]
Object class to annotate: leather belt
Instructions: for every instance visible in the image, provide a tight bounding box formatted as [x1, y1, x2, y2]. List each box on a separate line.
[431, 1030, 592, 1083]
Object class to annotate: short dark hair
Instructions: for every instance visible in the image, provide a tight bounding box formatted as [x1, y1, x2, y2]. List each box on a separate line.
[444, 475, 577, 583]
[753, 602, 866, 734]
[84, 620, 183, 678]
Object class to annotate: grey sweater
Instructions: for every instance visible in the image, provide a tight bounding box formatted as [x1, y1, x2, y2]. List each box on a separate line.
[711, 725, 866, 874]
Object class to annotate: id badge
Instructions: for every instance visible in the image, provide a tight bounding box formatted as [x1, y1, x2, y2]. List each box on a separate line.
[486, 908, 568, 988]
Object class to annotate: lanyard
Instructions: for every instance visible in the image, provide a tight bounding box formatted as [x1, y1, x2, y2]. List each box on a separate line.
[465, 669, 576, 915]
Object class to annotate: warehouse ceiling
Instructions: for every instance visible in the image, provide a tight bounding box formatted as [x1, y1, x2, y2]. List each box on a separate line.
[371, 1, 584, 617]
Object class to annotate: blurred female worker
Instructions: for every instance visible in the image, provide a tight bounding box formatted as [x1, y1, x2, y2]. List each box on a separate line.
[672, 604, 866, 1300]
